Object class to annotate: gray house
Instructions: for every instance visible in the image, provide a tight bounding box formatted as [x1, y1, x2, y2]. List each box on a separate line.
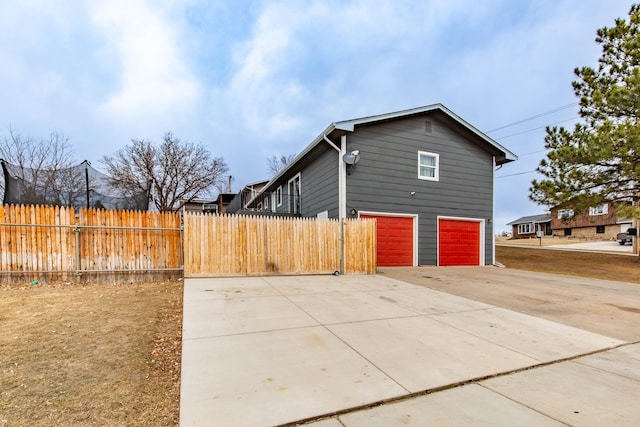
[230, 104, 517, 266]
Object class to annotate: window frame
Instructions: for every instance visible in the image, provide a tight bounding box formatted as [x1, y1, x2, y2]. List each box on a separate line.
[288, 173, 301, 214]
[558, 209, 574, 219]
[276, 186, 283, 207]
[589, 204, 608, 216]
[418, 151, 439, 181]
[518, 223, 534, 234]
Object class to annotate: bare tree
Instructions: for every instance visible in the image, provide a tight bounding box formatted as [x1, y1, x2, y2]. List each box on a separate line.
[101, 132, 229, 212]
[0, 128, 78, 205]
[267, 153, 296, 177]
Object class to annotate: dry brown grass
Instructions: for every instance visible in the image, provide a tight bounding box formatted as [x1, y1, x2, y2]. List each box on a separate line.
[496, 245, 640, 284]
[0, 280, 183, 427]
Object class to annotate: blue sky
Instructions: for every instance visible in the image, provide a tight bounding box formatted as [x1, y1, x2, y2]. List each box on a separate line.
[0, 0, 632, 231]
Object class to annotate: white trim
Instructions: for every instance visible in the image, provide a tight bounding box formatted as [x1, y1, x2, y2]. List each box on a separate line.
[418, 151, 439, 181]
[288, 173, 301, 214]
[339, 135, 347, 219]
[358, 210, 419, 266]
[492, 156, 496, 265]
[589, 203, 608, 216]
[276, 186, 283, 207]
[437, 216, 485, 266]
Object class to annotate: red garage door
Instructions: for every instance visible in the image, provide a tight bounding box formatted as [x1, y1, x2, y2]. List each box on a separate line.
[439, 219, 481, 266]
[361, 214, 414, 266]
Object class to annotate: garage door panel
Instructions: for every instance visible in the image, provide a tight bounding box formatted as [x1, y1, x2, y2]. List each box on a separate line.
[439, 219, 481, 266]
[361, 214, 414, 267]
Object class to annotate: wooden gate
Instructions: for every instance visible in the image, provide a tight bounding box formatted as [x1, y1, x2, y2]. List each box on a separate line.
[183, 214, 376, 276]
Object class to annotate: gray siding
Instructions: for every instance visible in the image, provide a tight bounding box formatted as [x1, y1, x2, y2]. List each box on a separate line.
[300, 144, 339, 218]
[266, 142, 340, 218]
[345, 113, 495, 265]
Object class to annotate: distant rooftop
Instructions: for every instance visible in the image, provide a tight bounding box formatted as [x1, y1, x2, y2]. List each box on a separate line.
[507, 213, 551, 225]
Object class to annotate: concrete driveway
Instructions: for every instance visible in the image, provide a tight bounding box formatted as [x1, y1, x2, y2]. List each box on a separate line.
[180, 270, 640, 426]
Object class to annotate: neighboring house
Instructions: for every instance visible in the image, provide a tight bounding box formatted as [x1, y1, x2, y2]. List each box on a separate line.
[228, 104, 517, 266]
[180, 198, 218, 213]
[214, 193, 236, 214]
[507, 213, 552, 239]
[550, 202, 630, 240]
[226, 180, 270, 214]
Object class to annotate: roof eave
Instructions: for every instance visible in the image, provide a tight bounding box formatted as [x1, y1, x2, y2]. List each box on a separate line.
[255, 103, 518, 194]
[335, 103, 518, 165]
[260, 123, 338, 193]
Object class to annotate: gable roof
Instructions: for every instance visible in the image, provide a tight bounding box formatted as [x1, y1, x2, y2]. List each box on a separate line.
[265, 104, 518, 191]
[507, 213, 551, 225]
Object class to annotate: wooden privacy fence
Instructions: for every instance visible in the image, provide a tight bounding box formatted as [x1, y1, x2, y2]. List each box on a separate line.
[0, 204, 182, 284]
[183, 214, 376, 276]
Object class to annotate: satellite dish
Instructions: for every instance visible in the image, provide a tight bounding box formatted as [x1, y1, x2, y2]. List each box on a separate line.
[343, 150, 360, 165]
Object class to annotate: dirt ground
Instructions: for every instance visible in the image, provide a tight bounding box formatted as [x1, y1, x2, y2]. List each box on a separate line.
[381, 246, 640, 342]
[495, 245, 640, 283]
[0, 280, 183, 427]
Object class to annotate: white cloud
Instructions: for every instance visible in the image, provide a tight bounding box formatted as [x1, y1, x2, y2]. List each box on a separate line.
[91, 0, 201, 121]
[218, 0, 477, 139]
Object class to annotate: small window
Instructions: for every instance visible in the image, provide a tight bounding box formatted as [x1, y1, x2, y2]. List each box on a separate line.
[589, 204, 608, 216]
[418, 151, 439, 181]
[288, 173, 301, 214]
[264, 197, 269, 210]
[276, 186, 283, 207]
[564, 228, 572, 236]
[558, 209, 574, 219]
[596, 225, 605, 234]
[518, 223, 534, 234]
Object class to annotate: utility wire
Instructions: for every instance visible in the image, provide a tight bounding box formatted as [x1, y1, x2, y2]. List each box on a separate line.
[496, 170, 537, 178]
[486, 102, 579, 133]
[518, 149, 546, 157]
[494, 116, 579, 140]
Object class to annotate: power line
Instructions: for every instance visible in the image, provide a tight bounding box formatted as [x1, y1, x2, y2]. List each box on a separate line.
[486, 102, 579, 133]
[494, 116, 579, 140]
[518, 149, 546, 157]
[495, 170, 537, 178]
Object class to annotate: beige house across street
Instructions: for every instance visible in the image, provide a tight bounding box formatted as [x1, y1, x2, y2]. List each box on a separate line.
[550, 202, 630, 240]
[508, 202, 632, 241]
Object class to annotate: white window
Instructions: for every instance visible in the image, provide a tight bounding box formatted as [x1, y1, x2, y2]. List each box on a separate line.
[558, 209, 574, 219]
[589, 204, 608, 216]
[264, 197, 269, 210]
[518, 223, 534, 234]
[276, 186, 283, 207]
[418, 151, 439, 181]
[288, 173, 301, 214]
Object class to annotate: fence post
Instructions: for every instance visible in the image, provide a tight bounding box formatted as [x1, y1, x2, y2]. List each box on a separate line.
[74, 224, 82, 283]
[339, 219, 344, 274]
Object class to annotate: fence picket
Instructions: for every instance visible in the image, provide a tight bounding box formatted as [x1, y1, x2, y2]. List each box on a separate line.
[182, 213, 375, 277]
[0, 205, 376, 283]
[0, 204, 182, 284]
